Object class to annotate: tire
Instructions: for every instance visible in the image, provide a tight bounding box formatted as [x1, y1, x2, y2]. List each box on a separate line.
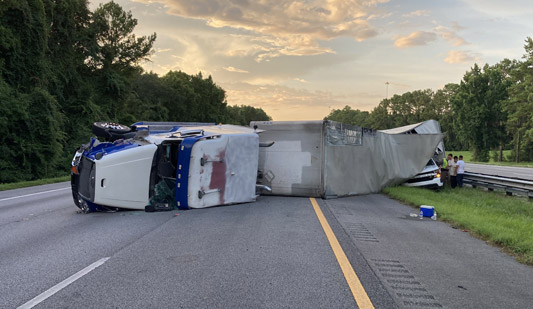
[71, 174, 81, 208]
[108, 131, 136, 142]
[72, 191, 82, 209]
[92, 122, 131, 139]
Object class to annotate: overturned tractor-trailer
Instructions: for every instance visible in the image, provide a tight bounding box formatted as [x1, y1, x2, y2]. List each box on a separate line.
[71, 120, 444, 212]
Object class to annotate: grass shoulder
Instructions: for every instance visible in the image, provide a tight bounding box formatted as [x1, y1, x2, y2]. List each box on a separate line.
[383, 186, 533, 265]
[447, 150, 533, 168]
[0, 175, 70, 192]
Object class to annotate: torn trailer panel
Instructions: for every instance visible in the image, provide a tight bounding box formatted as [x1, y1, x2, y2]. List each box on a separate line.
[251, 120, 445, 198]
[379, 119, 445, 165]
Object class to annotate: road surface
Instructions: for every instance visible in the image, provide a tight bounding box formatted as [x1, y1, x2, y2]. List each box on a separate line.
[1, 182, 532, 308]
[466, 163, 533, 180]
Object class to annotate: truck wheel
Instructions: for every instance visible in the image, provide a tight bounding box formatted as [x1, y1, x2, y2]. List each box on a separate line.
[72, 191, 81, 208]
[92, 122, 131, 138]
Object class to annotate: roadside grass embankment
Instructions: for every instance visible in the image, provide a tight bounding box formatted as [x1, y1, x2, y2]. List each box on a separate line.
[383, 186, 533, 265]
[0, 175, 70, 192]
[447, 150, 533, 168]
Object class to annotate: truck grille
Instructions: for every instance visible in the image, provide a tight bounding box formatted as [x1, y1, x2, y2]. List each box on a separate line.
[406, 175, 435, 183]
[78, 156, 95, 201]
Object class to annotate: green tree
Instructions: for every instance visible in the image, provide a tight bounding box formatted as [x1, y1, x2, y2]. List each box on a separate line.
[45, 0, 101, 163]
[161, 71, 228, 123]
[0, 0, 65, 181]
[0, 80, 31, 182]
[190, 73, 227, 122]
[325, 106, 371, 127]
[88, 1, 156, 120]
[88, 1, 156, 72]
[226, 105, 272, 125]
[452, 64, 510, 161]
[24, 88, 65, 179]
[433, 83, 462, 149]
[405, 89, 436, 123]
[369, 100, 394, 129]
[365, 89, 439, 130]
[161, 71, 197, 121]
[504, 38, 533, 162]
[121, 72, 178, 123]
[383, 89, 435, 127]
[0, 0, 49, 90]
[387, 94, 411, 126]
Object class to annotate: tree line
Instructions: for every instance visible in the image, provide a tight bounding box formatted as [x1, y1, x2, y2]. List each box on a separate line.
[0, 0, 270, 183]
[326, 38, 533, 163]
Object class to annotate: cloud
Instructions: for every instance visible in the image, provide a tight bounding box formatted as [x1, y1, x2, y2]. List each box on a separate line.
[223, 66, 249, 73]
[444, 50, 477, 64]
[403, 10, 431, 17]
[367, 12, 392, 20]
[147, 35, 213, 75]
[132, 0, 388, 60]
[435, 26, 468, 46]
[460, 0, 533, 16]
[451, 21, 466, 31]
[394, 27, 467, 48]
[155, 48, 173, 52]
[294, 78, 308, 83]
[394, 31, 437, 48]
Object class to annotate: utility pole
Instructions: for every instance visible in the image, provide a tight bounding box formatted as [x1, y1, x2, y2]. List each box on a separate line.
[385, 82, 390, 99]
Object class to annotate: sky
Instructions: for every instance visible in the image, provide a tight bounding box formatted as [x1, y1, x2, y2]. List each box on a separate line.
[89, 0, 533, 121]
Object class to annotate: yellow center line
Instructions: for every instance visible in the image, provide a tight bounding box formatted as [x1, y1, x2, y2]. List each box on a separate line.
[310, 197, 374, 309]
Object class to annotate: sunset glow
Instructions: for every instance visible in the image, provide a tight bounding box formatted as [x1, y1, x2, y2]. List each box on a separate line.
[90, 0, 533, 120]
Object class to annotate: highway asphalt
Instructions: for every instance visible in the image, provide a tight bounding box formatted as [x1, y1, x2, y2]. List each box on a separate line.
[466, 163, 533, 180]
[1, 181, 533, 308]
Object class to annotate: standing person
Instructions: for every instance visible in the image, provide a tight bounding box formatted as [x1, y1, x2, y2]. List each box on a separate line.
[442, 153, 452, 186]
[456, 155, 465, 188]
[449, 156, 458, 188]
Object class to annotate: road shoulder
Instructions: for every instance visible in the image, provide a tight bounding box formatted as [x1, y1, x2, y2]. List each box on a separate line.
[325, 194, 533, 308]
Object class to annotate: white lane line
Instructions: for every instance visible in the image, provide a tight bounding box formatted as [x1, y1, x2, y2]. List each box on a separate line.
[17, 257, 110, 309]
[0, 187, 70, 202]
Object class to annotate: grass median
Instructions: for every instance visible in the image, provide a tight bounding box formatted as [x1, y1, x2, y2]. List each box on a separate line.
[383, 186, 533, 265]
[0, 175, 70, 192]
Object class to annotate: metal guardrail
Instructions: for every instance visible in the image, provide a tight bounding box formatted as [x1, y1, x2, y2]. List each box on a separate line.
[463, 172, 533, 199]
